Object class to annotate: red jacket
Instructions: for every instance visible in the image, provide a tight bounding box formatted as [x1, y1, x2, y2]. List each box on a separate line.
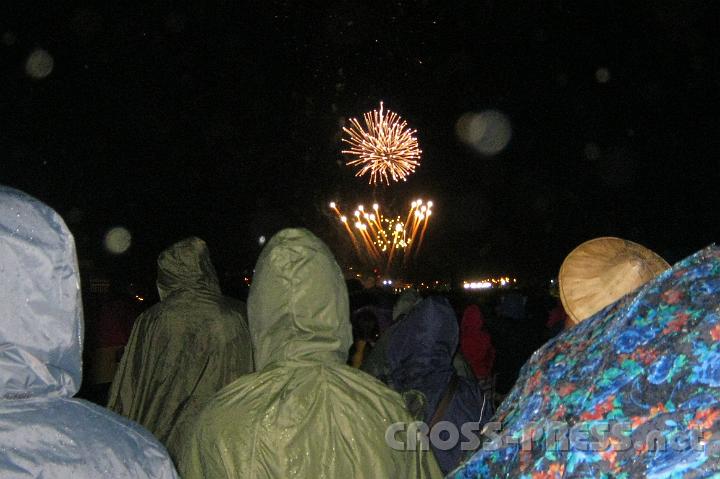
[460, 305, 496, 379]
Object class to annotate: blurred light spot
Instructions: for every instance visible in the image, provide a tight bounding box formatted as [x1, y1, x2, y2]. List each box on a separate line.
[2, 31, 16, 46]
[258, 235, 266, 246]
[456, 110, 512, 156]
[25, 49, 54, 79]
[104, 227, 132, 254]
[584, 142, 601, 161]
[595, 67, 611, 84]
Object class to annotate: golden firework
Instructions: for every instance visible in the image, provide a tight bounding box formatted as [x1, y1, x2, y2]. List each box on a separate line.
[328, 199, 433, 271]
[342, 102, 422, 185]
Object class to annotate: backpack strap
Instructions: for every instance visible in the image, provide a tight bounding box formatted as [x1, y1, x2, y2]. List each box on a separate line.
[429, 374, 459, 429]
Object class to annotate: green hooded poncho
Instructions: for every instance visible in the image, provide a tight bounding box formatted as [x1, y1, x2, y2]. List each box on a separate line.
[178, 229, 442, 478]
[107, 237, 253, 461]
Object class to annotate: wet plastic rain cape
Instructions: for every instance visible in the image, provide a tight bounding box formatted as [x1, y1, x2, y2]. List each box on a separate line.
[361, 289, 422, 384]
[0, 186, 178, 478]
[107, 237, 253, 461]
[178, 228, 442, 478]
[450, 245, 720, 478]
[388, 297, 493, 474]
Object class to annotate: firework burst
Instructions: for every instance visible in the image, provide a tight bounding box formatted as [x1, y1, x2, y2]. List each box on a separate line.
[329, 199, 433, 272]
[342, 102, 422, 185]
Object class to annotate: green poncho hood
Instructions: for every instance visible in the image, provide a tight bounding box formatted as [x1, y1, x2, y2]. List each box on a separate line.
[178, 229, 442, 479]
[108, 237, 253, 462]
[249, 228, 352, 370]
[156, 237, 221, 300]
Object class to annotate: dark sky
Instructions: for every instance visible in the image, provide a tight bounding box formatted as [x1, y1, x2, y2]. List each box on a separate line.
[2, 0, 719, 286]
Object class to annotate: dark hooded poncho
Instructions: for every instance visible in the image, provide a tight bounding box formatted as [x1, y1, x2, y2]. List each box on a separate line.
[107, 237, 253, 461]
[388, 296, 493, 474]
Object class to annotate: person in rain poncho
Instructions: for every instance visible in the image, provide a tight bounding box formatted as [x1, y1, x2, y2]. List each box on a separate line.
[178, 228, 442, 478]
[388, 296, 494, 475]
[0, 186, 178, 478]
[107, 236, 253, 461]
[460, 305, 495, 380]
[361, 288, 422, 383]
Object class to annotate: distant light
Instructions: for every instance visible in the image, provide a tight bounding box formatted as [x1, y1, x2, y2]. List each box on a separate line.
[104, 227, 132, 254]
[373, 203, 379, 210]
[411, 201, 417, 208]
[464, 281, 493, 290]
[135, 295, 145, 302]
[25, 48, 54, 79]
[395, 223, 403, 232]
[340, 216, 347, 223]
[329, 202, 336, 209]
[421, 206, 427, 212]
[427, 201, 433, 207]
[358, 205, 364, 211]
[258, 235, 266, 246]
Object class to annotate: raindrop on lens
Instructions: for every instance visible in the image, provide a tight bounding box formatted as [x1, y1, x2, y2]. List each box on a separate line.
[595, 67, 611, 84]
[25, 48, 54, 79]
[456, 110, 512, 156]
[103, 227, 132, 254]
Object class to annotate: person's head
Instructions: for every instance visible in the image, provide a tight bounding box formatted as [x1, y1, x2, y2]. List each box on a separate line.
[351, 308, 379, 344]
[361, 270, 377, 289]
[461, 304, 485, 332]
[392, 289, 422, 322]
[495, 291, 527, 320]
[0, 186, 83, 399]
[248, 228, 351, 371]
[156, 237, 221, 300]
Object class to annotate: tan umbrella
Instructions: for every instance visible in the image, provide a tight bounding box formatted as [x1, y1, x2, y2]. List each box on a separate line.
[559, 237, 670, 325]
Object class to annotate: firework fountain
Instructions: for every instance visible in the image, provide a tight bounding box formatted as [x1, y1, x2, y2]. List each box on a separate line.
[329, 199, 433, 272]
[334, 102, 432, 274]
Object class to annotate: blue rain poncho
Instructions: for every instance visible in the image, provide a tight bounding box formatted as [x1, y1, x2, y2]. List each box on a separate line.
[0, 186, 178, 478]
[387, 297, 493, 474]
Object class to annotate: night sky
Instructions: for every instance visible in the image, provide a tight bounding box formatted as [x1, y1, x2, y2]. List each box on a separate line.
[2, 1, 719, 287]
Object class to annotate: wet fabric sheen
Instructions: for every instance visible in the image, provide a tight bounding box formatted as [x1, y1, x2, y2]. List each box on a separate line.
[178, 228, 442, 479]
[0, 185, 178, 478]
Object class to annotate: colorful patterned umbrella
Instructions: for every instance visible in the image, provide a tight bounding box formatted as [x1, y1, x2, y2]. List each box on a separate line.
[450, 245, 720, 478]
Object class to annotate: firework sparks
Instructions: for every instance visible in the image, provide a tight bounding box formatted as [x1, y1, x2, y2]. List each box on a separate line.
[329, 199, 433, 271]
[342, 102, 422, 185]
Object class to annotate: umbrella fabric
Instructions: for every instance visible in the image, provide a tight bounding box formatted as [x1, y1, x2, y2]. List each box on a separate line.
[450, 245, 720, 479]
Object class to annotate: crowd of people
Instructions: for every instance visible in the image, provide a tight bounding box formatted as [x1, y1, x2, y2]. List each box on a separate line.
[4, 186, 711, 478]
